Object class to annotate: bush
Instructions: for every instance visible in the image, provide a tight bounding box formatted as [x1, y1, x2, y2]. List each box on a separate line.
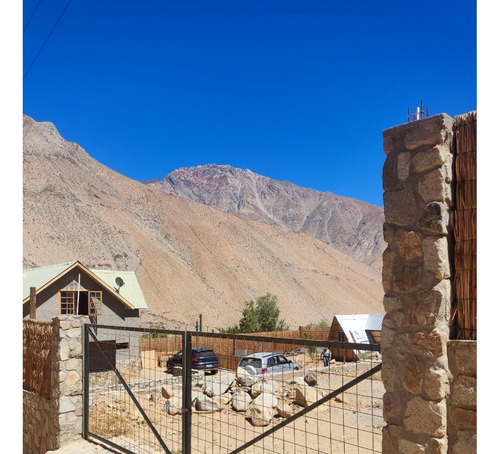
[221, 294, 289, 333]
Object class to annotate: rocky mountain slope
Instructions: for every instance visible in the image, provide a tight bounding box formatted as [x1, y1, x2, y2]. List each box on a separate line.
[23, 115, 384, 329]
[145, 165, 384, 271]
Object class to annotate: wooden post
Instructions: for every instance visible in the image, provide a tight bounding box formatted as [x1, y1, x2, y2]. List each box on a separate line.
[30, 286, 36, 319]
[199, 314, 203, 332]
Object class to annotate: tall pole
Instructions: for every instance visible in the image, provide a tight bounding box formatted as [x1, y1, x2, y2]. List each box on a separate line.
[29, 287, 36, 319]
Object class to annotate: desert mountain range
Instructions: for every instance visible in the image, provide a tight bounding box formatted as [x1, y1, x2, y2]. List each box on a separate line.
[145, 165, 384, 271]
[23, 115, 385, 330]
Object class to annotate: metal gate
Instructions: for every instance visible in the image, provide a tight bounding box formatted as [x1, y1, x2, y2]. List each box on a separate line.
[83, 324, 383, 453]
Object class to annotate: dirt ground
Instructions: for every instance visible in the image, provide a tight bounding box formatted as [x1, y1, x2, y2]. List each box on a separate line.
[80, 355, 384, 454]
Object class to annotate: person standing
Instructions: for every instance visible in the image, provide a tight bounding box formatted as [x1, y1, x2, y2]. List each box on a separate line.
[321, 347, 331, 367]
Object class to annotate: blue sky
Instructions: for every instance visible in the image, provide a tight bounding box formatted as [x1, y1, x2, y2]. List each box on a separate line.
[22, 1, 476, 207]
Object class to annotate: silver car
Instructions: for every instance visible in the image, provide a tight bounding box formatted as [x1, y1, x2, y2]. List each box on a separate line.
[237, 352, 299, 375]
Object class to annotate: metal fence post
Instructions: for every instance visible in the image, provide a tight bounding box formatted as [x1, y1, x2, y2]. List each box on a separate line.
[182, 330, 192, 453]
[82, 324, 89, 440]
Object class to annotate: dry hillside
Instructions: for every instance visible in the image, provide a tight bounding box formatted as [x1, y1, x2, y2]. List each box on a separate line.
[23, 115, 384, 330]
[146, 165, 384, 271]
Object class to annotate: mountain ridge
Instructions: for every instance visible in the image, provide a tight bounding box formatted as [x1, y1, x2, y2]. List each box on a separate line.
[23, 115, 384, 330]
[145, 164, 384, 271]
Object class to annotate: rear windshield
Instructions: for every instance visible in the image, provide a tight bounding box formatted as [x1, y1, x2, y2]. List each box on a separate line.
[239, 357, 262, 369]
[197, 350, 216, 358]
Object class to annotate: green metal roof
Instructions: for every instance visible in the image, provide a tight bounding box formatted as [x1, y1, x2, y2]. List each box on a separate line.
[23, 261, 148, 310]
[90, 268, 148, 309]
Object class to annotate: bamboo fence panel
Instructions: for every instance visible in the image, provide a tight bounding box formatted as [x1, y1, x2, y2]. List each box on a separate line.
[23, 319, 53, 398]
[453, 111, 477, 340]
[139, 326, 331, 369]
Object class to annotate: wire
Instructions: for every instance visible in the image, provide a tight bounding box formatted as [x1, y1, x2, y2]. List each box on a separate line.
[23, 0, 43, 33]
[23, 0, 74, 81]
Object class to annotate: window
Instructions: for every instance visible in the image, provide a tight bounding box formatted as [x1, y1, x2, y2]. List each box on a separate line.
[59, 291, 103, 316]
[89, 292, 103, 315]
[60, 291, 76, 315]
[116, 342, 129, 350]
[338, 331, 346, 342]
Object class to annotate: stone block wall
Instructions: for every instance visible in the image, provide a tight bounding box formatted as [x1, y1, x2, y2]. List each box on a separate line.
[23, 316, 86, 453]
[381, 114, 468, 454]
[447, 340, 477, 453]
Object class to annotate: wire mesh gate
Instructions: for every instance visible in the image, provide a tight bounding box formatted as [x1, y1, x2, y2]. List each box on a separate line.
[83, 324, 383, 453]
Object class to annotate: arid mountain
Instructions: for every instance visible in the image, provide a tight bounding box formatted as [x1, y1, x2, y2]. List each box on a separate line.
[23, 115, 384, 330]
[145, 165, 384, 271]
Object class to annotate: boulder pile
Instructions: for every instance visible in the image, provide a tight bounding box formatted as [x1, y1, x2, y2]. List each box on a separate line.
[160, 369, 327, 427]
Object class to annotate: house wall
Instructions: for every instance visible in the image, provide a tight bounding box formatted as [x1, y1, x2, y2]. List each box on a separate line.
[381, 114, 477, 454]
[23, 271, 141, 358]
[327, 318, 358, 361]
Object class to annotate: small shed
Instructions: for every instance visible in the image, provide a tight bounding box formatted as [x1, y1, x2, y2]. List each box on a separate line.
[328, 314, 383, 361]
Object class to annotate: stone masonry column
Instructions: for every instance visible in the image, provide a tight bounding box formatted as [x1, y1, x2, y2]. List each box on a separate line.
[56, 315, 86, 446]
[381, 114, 455, 453]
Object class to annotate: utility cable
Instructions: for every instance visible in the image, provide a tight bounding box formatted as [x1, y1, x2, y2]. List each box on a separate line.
[23, 0, 73, 81]
[23, 0, 43, 33]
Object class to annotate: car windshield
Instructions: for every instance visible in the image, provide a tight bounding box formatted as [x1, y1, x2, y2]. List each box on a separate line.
[239, 357, 262, 369]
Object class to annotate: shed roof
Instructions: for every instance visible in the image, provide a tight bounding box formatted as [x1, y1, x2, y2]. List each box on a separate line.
[334, 314, 383, 345]
[23, 261, 148, 310]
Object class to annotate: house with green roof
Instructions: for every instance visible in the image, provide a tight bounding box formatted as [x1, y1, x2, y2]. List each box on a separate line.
[23, 261, 148, 361]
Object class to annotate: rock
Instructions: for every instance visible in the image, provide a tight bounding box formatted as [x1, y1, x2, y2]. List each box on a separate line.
[213, 393, 232, 406]
[250, 381, 276, 398]
[232, 391, 252, 412]
[295, 383, 320, 408]
[161, 384, 174, 399]
[204, 372, 236, 397]
[236, 367, 259, 387]
[248, 395, 276, 427]
[253, 392, 278, 410]
[304, 373, 317, 386]
[194, 394, 223, 412]
[167, 396, 183, 415]
[277, 400, 295, 418]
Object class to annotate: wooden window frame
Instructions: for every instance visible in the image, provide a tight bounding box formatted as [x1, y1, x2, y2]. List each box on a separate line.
[59, 291, 77, 315]
[58, 290, 103, 316]
[89, 291, 103, 316]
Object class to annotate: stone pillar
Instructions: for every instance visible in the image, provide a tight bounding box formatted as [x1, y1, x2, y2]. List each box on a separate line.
[56, 315, 86, 446]
[381, 114, 454, 453]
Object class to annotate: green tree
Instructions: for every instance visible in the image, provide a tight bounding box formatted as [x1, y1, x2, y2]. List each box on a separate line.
[238, 293, 288, 333]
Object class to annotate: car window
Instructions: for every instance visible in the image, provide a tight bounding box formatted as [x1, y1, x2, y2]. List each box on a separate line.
[197, 350, 215, 358]
[277, 355, 288, 364]
[239, 357, 262, 369]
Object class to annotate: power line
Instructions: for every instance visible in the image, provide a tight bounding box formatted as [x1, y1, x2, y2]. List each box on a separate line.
[23, 0, 74, 81]
[23, 0, 43, 33]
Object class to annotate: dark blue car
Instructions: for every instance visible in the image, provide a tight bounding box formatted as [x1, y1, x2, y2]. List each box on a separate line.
[166, 348, 220, 375]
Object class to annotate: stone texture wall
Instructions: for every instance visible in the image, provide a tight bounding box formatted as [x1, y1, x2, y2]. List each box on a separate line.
[447, 340, 477, 453]
[57, 316, 85, 445]
[381, 114, 456, 453]
[23, 316, 86, 453]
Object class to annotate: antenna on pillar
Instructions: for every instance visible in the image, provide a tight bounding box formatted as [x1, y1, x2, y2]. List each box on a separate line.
[408, 100, 429, 122]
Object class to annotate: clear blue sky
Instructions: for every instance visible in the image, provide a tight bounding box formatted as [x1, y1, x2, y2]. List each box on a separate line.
[22, 0, 477, 207]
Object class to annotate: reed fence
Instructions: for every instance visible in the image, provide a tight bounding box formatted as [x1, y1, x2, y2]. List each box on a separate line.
[139, 326, 331, 370]
[23, 319, 53, 398]
[452, 111, 477, 340]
